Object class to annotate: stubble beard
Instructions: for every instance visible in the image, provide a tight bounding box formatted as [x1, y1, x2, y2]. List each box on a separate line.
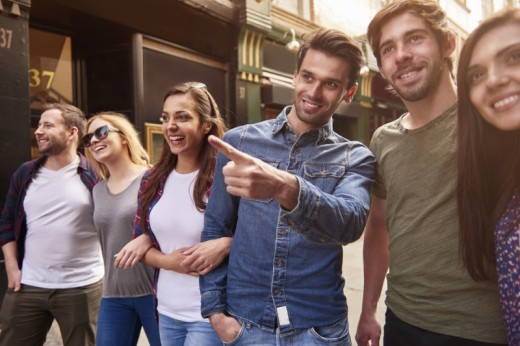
[38, 137, 68, 156]
[391, 61, 443, 103]
[292, 95, 331, 128]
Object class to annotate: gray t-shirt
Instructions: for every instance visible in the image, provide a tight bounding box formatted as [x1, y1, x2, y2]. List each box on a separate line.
[93, 173, 154, 298]
[370, 103, 507, 343]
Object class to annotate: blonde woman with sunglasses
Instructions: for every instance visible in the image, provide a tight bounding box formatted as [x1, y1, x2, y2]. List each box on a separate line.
[114, 82, 231, 346]
[84, 112, 160, 346]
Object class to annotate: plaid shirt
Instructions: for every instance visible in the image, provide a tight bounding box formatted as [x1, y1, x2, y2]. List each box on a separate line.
[133, 169, 164, 299]
[0, 154, 97, 268]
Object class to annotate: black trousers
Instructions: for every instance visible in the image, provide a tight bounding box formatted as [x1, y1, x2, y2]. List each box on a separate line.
[384, 309, 507, 346]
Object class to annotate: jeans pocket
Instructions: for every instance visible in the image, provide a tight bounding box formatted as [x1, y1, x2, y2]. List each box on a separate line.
[222, 320, 246, 345]
[310, 317, 351, 344]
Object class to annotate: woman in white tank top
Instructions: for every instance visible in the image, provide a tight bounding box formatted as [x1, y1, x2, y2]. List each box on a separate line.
[115, 82, 231, 346]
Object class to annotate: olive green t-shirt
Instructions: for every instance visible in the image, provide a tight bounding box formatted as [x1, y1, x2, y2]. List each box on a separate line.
[370, 103, 507, 343]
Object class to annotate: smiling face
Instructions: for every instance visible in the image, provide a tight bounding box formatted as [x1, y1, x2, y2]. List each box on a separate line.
[86, 118, 125, 164]
[34, 109, 71, 156]
[378, 11, 446, 102]
[290, 49, 357, 135]
[467, 22, 520, 131]
[161, 93, 210, 167]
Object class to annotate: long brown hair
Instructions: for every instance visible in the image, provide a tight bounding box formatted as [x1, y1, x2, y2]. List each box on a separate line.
[456, 9, 520, 281]
[138, 82, 227, 232]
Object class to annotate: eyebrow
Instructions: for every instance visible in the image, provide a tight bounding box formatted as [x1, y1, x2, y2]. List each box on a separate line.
[468, 42, 520, 71]
[300, 69, 344, 86]
[162, 110, 193, 116]
[495, 42, 520, 60]
[379, 29, 430, 50]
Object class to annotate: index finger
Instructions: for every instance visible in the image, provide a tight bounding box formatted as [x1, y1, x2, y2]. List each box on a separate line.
[208, 135, 251, 164]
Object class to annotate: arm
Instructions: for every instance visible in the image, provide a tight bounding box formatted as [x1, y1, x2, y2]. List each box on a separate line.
[355, 196, 389, 346]
[0, 167, 26, 291]
[114, 234, 153, 269]
[281, 146, 375, 245]
[199, 142, 238, 317]
[199, 162, 241, 344]
[181, 237, 232, 275]
[2, 242, 21, 291]
[141, 246, 198, 276]
[209, 135, 376, 245]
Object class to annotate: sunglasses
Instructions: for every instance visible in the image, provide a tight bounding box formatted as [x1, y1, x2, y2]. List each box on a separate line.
[83, 125, 121, 148]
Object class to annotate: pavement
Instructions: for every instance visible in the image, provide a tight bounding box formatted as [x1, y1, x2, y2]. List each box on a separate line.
[44, 235, 387, 345]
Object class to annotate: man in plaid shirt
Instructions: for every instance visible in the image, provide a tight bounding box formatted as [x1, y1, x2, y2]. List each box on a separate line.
[0, 103, 103, 346]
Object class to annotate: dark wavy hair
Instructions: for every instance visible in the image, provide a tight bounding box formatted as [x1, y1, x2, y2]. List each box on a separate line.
[296, 28, 365, 89]
[456, 9, 520, 281]
[138, 82, 227, 232]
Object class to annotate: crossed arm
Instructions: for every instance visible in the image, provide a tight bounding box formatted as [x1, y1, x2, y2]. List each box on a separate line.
[114, 234, 231, 276]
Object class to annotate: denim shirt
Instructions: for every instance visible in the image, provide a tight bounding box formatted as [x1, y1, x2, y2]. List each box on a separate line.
[200, 107, 375, 334]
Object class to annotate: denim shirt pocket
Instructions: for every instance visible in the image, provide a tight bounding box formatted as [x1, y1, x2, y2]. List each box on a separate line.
[303, 162, 345, 193]
[242, 159, 280, 204]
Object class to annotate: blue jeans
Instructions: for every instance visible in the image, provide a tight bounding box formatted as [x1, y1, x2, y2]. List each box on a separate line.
[96, 295, 160, 346]
[158, 313, 221, 346]
[223, 316, 351, 345]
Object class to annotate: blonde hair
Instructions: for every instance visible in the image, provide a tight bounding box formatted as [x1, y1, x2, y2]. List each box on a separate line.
[85, 112, 149, 179]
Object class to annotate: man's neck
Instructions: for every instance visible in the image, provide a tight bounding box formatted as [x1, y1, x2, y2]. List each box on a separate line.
[401, 70, 457, 130]
[44, 150, 78, 171]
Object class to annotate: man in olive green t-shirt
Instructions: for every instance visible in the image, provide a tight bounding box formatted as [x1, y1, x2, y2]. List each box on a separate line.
[355, 1, 507, 346]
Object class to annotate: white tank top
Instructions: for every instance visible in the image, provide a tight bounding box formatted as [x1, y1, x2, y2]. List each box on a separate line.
[150, 169, 208, 322]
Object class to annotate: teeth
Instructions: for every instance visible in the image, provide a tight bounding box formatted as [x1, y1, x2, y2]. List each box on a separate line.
[94, 146, 105, 152]
[169, 136, 184, 141]
[303, 100, 320, 109]
[399, 71, 417, 79]
[493, 95, 518, 109]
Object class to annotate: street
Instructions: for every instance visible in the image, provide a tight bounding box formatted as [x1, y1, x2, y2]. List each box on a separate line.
[44, 235, 387, 345]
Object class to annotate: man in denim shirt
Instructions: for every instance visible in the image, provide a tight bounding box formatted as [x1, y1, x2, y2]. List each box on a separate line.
[200, 29, 375, 345]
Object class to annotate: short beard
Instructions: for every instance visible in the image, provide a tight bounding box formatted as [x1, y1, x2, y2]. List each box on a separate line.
[394, 82, 432, 102]
[38, 140, 68, 156]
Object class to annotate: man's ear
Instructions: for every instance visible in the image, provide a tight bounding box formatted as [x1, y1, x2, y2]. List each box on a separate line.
[443, 32, 456, 58]
[343, 82, 358, 103]
[379, 67, 388, 81]
[69, 126, 78, 138]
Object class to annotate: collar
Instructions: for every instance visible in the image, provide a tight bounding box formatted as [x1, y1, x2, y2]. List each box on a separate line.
[271, 106, 333, 143]
[34, 153, 89, 173]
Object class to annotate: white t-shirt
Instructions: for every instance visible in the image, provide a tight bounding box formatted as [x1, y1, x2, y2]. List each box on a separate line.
[150, 169, 207, 322]
[22, 158, 104, 288]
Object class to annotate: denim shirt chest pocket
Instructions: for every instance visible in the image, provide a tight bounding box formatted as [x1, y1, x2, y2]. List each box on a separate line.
[242, 158, 281, 203]
[303, 162, 346, 194]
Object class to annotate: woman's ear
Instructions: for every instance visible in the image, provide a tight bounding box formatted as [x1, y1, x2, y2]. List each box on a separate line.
[203, 122, 212, 134]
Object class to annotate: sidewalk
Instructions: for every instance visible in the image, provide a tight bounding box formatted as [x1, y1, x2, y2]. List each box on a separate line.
[45, 235, 387, 345]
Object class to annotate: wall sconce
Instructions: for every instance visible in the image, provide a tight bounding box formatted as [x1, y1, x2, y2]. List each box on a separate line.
[360, 65, 370, 77]
[286, 29, 300, 52]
